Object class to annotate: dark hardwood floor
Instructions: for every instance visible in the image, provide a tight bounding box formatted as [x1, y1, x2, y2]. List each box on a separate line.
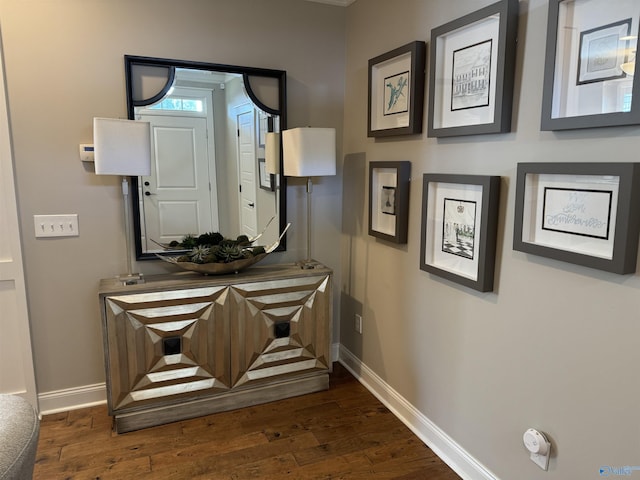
[34, 363, 461, 479]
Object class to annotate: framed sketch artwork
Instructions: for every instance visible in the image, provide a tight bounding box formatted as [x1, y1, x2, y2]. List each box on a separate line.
[368, 41, 426, 137]
[420, 174, 501, 292]
[513, 163, 640, 274]
[577, 19, 632, 85]
[368, 161, 411, 243]
[427, 0, 519, 137]
[541, 0, 640, 130]
[258, 157, 274, 191]
[451, 40, 493, 112]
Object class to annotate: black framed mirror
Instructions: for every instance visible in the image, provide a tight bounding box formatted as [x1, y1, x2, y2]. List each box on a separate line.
[124, 55, 287, 260]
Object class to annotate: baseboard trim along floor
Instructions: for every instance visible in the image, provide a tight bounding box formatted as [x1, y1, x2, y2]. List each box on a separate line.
[37, 342, 497, 480]
[38, 382, 106, 415]
[338, 345, 498, 480]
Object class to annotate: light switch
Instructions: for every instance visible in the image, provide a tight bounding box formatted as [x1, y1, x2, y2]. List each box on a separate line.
[34, 214, 79, 238]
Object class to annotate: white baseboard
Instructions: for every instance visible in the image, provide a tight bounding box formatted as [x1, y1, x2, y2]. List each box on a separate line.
[338, 345, 498, 480]
[38, 383, 107, 416]
[38, 343, 341, 416]
[331, 341, 340, 363]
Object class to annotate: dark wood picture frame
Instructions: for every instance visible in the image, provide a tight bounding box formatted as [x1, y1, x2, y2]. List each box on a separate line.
[368, 161, 411, 243]
[513, 163, 640, 274]
[420, 174, 501, 292]
[427, 0, 519, 137]
[368, 41, 426, 137]
[541, 0, 640, 131]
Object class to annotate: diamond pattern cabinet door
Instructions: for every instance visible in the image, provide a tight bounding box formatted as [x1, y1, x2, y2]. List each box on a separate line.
[230, 274, 331, 388]
[103, 286, 230, 413]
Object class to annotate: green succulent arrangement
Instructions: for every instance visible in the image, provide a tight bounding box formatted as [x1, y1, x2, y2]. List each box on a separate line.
[170, 232, 266, 264]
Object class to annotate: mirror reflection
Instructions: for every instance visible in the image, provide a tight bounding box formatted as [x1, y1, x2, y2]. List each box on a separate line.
[125, 56, 287, 259]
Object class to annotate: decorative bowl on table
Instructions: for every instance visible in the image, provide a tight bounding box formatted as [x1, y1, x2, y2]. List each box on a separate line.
[155, 223, 290, 275]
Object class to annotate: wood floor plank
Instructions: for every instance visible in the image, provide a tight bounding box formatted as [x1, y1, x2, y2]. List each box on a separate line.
[218, 452, 300, 480]
[293, 425, 413, 467]
[34, 363, 461, 479]
[277, 451, 373, 479]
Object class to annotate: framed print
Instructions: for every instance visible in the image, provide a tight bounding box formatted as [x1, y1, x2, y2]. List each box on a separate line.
[513, 163, 640, 274]
[369, 161, 411, 243]
[541, 0, 640, 130]
[420, 174, 501, 292]
[258, 157, 274, 191]
[427, 0, 519, 137]
[577, 19, 632, 85]
[368, 41, 426, 137]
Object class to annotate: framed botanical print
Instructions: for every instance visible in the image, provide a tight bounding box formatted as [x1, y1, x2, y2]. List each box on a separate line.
[427, 0, 519, 137]
[368, 41, 426, 137]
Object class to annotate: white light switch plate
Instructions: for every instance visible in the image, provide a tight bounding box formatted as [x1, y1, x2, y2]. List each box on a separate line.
[34, 214, 79, 238]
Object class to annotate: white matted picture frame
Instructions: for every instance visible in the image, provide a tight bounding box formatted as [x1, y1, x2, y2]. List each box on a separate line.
[577, 19, 632, 85]
[427, 0, 519, 137]
[368, 161, 411, 243]
[513, 163, 640, 274]
[541, 0, 640, 130]
[368, 41, 426, 137]
[420, 174, 501, 292]
[258, 157, 274, 191]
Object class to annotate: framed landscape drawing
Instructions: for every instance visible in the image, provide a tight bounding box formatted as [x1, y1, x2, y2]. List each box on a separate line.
[541, 0, 640, 130]
[427, 0, 519, 137]
[513, 163, 640, 274]
[420, 174, 501, 292]
[368, 41, 426, 137]
[368, 161, 411, 243]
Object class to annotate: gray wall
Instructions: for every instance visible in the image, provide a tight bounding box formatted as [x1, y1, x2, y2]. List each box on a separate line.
[0, 0, 344, 394]
[341, 0, 640, 479]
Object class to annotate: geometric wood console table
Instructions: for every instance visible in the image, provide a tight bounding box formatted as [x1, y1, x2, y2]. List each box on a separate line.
[98, 264, 332, 433]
